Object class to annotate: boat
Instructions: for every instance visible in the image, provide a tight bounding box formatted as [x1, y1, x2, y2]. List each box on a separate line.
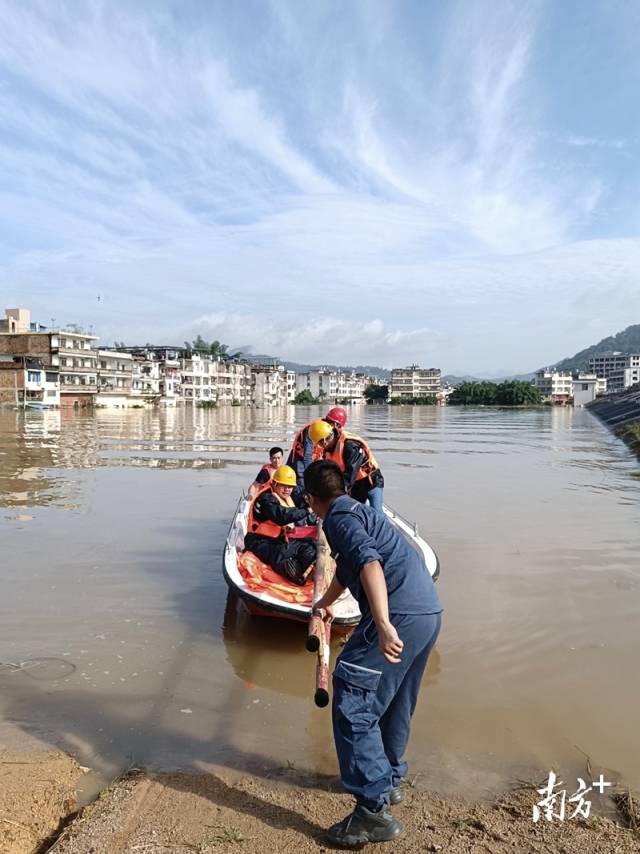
[24, 401, 57, 410]
[223, 496, 440, 628]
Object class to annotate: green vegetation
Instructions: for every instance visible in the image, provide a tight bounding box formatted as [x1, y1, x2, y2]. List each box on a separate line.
[197, 400, 217, 408]
[364, 384, 389, 402]
[183, 335, 243, 360]
[294, 389, 321, 404]
[621, 422, 640, 443]
[554, 323, 640, 372]
[389, 395, 437, 405]
[449, 380, 543, 406]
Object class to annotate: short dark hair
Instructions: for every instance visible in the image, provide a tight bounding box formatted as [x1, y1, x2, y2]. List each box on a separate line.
[304, 460, 345, 501]
[269, 446, 284, 457]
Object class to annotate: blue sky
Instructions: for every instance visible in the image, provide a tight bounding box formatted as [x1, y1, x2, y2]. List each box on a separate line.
[1, 0, 639, 374]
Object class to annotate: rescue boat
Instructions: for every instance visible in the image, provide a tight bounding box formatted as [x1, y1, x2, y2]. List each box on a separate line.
[222, 496, 440, 627]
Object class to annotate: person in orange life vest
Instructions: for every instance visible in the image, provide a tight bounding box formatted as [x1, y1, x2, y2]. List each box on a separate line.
[247, 446, 284, 499]
[243, 464, 317, 586]
[308, 419, 384, 512]
[287, 407, 348, 487]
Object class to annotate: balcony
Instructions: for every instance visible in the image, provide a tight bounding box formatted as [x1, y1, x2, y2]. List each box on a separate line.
[61, 382, 98, 394]
[60, 363, 98, 373]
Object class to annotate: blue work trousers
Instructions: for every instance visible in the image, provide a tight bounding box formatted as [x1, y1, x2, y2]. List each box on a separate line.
[332, 611, 441, 811]
[367, 485, 384, 512]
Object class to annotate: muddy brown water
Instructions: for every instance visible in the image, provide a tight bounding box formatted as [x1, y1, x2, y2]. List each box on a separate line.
[0, 404, 638, 805]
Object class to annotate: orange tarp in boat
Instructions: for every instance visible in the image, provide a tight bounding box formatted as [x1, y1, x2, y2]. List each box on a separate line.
[238, 550, 314, 606]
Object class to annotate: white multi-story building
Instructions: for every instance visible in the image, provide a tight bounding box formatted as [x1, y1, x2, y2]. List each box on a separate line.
[389, 365, 441, 399]
[533, 368, 573, 402]
[96, 350, 133, 407]
[125, 346, 181, 405]
[180, 354, 217, 404]
[589, 352, 640, 393]
[286, 369, 296, 403]
[131, 356, 161, 400]
[296, 368, 369, 403]
[179, 355, 253, 404]
[0, 355, 60, 407]
[213, 359, 252, 405]
[251, 364, 288, 407]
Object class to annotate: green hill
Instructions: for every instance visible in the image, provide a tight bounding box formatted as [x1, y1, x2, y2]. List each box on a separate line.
[554, 324, 640, 372]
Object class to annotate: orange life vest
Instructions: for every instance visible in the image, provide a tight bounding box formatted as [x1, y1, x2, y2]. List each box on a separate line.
[324, 430, 380, 484]
[289, 422, 323, 463]
[259, 463, 276, 484]
[247, 484, 295, 539]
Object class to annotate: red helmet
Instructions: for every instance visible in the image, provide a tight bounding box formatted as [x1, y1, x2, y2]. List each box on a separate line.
[325, 407, 347, 428]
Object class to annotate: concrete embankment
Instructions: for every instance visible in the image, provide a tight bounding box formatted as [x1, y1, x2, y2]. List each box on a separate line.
[588, 386, 640, 456]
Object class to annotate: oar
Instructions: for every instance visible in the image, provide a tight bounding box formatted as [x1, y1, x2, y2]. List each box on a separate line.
[306, 523, 332, 707]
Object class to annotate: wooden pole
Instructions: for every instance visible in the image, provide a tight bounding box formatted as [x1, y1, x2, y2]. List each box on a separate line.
[306, 522, 333, 708]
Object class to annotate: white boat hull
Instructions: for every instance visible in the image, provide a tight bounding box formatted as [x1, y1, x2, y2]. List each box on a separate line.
[223, 497, 439, 627]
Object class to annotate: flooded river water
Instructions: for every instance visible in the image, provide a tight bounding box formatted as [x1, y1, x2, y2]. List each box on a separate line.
[1, 404, 639, 803]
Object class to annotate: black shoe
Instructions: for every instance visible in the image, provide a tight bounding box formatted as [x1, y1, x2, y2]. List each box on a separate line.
[389, 785, 404, 805]
[326, 804, 403, 847]
[280, 558, 306, 586]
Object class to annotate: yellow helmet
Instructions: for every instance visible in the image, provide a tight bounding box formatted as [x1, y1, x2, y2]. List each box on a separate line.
[272, 464, 297, 487]
[309, 419, 334, 445]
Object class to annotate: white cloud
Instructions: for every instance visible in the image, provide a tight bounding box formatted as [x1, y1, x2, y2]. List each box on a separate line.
[184, 311, 440, 368]
[0, 1, 639, 376]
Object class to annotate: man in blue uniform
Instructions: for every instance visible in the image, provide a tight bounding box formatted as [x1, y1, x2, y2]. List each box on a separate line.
[304, 460, 442, 847]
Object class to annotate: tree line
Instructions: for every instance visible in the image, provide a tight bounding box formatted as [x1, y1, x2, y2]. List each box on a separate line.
[448, 380, 542, 406]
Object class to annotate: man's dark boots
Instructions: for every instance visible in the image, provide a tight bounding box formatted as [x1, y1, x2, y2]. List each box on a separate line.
[279, 558, 306, 586]
[326, 804, 403, 847]
[389, 785, 404, 805]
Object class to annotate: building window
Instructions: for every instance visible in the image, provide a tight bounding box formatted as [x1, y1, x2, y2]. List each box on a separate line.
[28, 371, 41, 383]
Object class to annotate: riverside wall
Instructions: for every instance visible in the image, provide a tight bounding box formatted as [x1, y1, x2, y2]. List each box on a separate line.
[588, 385, 640, 455]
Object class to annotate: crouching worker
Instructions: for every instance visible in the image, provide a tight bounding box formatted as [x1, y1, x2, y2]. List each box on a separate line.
[304, 460, 442, 847]
[308, 419, 385, 511]
[244, 464, 317, 586]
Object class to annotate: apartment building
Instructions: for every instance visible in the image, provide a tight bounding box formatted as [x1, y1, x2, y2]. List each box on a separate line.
[389, 365, 441, 399]
[125, 346, 181, 405]
[180, 354, 217, 403]
[0, 308, 98, 407]
[295, 368, 370, 403]
[213, 359, 252, 405]
[286, 369, 296, 403]
[533, 368, 574, 402]
[131, 357, 161, 401]
[0, 355, 60, 407]
[251, 364, 288, 407]
[589, 351, 640, 393]
[96, 350, 133, 407]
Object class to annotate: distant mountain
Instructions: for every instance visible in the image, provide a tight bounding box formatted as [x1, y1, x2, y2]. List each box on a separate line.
[553, 324, 640, 372]
[244, 353, 391, 379]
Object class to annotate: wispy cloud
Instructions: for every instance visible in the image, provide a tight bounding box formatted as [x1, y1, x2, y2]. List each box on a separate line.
[1, 0, 639, 373]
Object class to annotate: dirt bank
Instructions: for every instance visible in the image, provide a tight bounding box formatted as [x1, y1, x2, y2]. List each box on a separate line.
[0, 746, 86, 854]
[19, 764, 634, 854]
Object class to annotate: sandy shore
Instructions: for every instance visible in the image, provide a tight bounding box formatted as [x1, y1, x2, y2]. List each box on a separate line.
[1, 743, 639, 854]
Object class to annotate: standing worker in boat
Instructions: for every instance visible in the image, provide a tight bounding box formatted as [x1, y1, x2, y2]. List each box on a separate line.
[247, 446, 284, 499]
[244, 464, 317, 586]
[308, 419, 384, 511]
[287, 407, 348, 487]
[304, 460, 442, 847]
